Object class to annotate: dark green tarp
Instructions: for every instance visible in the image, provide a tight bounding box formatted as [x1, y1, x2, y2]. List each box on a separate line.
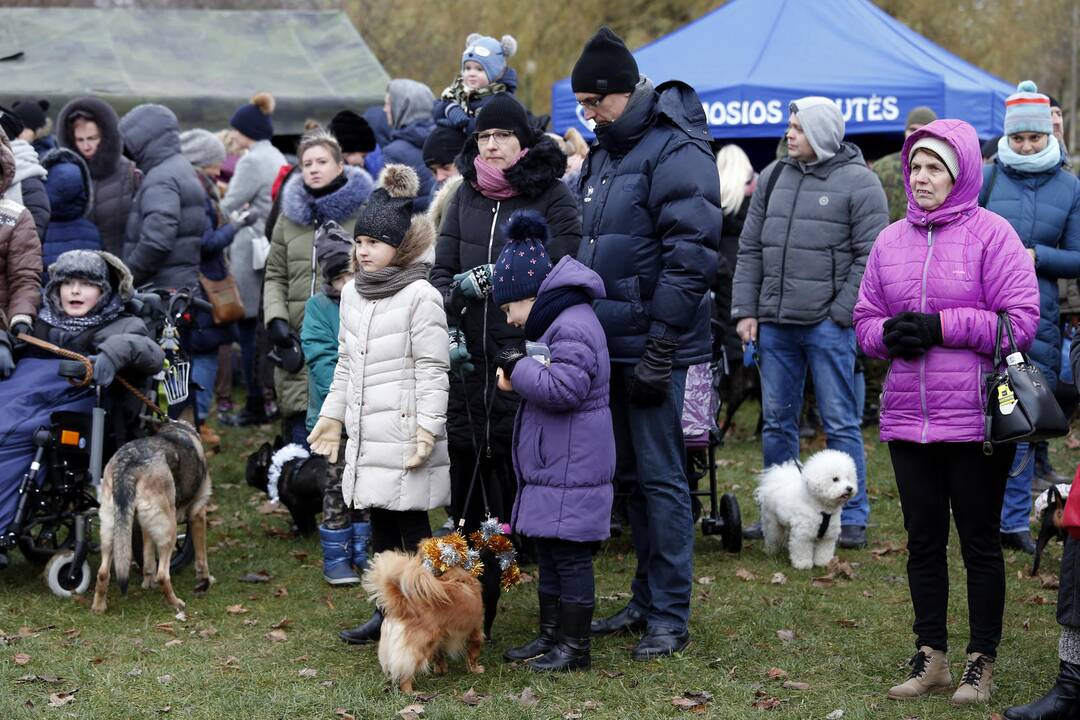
[0, 8, 390, 134]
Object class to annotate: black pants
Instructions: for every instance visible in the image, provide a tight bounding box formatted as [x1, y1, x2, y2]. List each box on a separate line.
[368, 508, 431, 555]
[889, 441, 1014, 656]
[534, 538, 597, 606]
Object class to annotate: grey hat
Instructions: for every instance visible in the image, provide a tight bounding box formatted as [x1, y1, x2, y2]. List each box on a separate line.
[180, 128, 226, 168]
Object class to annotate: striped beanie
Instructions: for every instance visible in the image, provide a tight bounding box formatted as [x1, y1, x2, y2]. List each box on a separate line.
[1004, 81, 1052, 136]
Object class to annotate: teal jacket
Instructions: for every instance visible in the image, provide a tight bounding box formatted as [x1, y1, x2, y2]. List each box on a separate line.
[301, 292, 341, 433]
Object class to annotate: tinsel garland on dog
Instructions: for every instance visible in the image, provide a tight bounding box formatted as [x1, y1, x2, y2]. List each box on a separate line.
[419, 516, 522, 590]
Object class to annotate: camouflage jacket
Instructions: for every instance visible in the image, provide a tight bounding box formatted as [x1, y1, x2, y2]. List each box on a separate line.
[872, 151, 907, 223]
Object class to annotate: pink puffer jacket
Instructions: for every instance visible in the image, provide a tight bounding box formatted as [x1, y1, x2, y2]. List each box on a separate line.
[854, 119, 1039, 443]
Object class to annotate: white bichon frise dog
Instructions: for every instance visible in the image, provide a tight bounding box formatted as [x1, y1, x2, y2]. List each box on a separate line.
[754, 449, 858, 570]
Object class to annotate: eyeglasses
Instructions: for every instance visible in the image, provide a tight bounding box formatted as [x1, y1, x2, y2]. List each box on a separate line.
[474, 130, 516, 145]
[577, 95, 607, 110]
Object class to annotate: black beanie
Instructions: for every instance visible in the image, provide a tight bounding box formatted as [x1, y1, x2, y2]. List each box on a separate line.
[475, 93, 533, 146]
[353, 164, 418, 248]
[571, 26, 638, 95]
[328, 110, 376, 154]
[423, 125, 467, 167]
[0, 104, 25, 141]
[12, 99, 48, 133]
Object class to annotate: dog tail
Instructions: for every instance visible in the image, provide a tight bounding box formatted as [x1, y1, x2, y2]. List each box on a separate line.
[362, 550, 452, 610]
[110, 457, 138, 595]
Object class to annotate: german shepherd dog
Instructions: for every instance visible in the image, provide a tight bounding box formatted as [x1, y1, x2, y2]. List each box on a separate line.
[92, 422, 213, 613]
[245, 438, 326, 536]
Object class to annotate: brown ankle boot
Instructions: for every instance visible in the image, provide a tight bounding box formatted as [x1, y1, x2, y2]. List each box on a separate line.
[951, 652, 994, 705]
[888, 646, 952, 699]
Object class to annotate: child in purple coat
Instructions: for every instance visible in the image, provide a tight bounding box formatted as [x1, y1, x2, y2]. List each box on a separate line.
[491, 210, 615, 673]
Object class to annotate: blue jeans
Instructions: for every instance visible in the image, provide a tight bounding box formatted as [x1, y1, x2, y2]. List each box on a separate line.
[1001, 441, 1034, 535]
[190, 352, 218, 423]
[611, 364, 693, 632]
[236, 318, 262, 400]
[758, 320, 869, 526]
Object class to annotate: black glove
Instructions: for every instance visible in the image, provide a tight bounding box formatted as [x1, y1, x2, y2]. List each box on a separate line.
[495, 344, 526, 377]
[883, 312, 942, 359]
[9, 321, 30, 339]
[0, 335, 14, 380]
[268, 318, 293, 347]
[93, 353, 117, 387]
[628, 337, 678, 407]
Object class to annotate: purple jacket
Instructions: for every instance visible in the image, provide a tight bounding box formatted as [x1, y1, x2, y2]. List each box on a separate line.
[853, 119, 1040, 444]
[510, 257, 615, 542]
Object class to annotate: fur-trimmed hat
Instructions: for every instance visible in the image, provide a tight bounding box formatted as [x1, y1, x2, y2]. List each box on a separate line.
[462, 33, 517, 84]
[492, 210, 553, 306]
[353, 164, 419, 248]
[230, 92, 275, 142]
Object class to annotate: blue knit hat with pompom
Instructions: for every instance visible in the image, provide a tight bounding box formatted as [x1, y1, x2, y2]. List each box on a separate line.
[492, 210, 552, 306]
[1004, 80, 1052, 136]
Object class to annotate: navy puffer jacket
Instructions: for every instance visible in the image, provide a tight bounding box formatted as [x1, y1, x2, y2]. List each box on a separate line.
[41, 148, 101, 269]
[576, 79, 722, 365]
[983, 157, 1080, 388]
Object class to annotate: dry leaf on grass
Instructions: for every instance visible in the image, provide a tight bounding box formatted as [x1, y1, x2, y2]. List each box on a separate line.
[563, 712, 582, 720]
[600, 669, 623, 678]
[695, 576, 714, 585]
[334, 709, 355, 720]
[270, 617, 291, 630]
[289, 550, 309, 562]
[198, 627, 218, 639]
[811, 575, 835, 588]
[782, 681, 810, 690]
[511, 687, 539, 707]
[157, 675, 172, 684]
[155, 623, 176, 636]
[766, 667, 788, 680]
[273, 586, 289, 598]
[265, 630, 288, 643]
[225, 604, 248, 615]
[298, 667, 317, 678]
[776, 629, 796, 643]
[397, 704, 425, 719]
[413, 692, 439, 702]
[735, 568, 757, 582]
[324, 595, 335, 610]
[1039, 574, 1060, 590]
[835, 619, 859, 628]
[163, 639, 183, 648]
[219, 656, 241, 669]
[62, 628, 80, 639]
[15, 674, 63, 684]
[12, 652, 30, 665]
[239, 571, 272, 583]
[826, 710, 844, 720]
[459, 688, 487, 706]
[672, 690, 712, 713]
[770, 572, 788, 585]
[47, 690, 77, 708]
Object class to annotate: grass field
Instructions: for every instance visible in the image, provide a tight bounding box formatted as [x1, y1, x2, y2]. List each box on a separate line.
[0, 401, 1072, 720]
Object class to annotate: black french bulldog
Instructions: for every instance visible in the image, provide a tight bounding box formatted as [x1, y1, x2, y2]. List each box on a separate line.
[245, 437, 327, 537]
[1033, 484, 1070, 576]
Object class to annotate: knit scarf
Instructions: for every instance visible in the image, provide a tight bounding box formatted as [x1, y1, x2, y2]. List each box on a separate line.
[997, 135, 1062, 174]
[524, 286, 591, 341]
[472, 149, 528, 200]
[440, 76, 509, 106]
[38, 289, 123, 333]
[353, 263, 432, 300]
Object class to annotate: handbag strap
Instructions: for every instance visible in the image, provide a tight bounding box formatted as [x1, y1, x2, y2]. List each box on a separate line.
[992, 311, 1020, 369]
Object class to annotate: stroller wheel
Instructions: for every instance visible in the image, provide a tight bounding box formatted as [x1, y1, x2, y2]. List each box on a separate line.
[719, 493, 742, 553]
[44, 550, 91, 598]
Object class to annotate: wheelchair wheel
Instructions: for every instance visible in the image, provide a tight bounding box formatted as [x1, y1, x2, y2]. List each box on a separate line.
[131, 520, 195, 574]
[719, 492, 742, 553]
[44, 551, 91, 598]
[18, 515, 78, 565]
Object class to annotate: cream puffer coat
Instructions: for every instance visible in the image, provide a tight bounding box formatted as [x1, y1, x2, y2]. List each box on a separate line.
[319, 215, 450, 512]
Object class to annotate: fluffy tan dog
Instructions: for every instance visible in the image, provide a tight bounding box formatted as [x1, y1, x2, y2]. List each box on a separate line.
[362, 549, 485, 692]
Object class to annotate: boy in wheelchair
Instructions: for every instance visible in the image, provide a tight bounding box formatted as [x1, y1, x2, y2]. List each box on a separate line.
[0, 249, 164, 569]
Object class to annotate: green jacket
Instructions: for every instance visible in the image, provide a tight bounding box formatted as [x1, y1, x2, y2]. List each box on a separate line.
[301, 292, 341, 433]
[872, 151, 907, 224]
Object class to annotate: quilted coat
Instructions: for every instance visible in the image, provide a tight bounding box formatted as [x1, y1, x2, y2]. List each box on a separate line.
[853, 119, 1040, 444]
[0, 133, 42, 329]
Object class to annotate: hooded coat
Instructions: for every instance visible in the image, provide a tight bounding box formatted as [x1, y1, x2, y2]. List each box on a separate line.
[56, 97, 140, 257]
[41, 148, 101, 269]
[1, 139, 50, 242]
[430, 134, 582, 450]
[853, 119, 1041, 444]
[318, 213, 451, 512]
[0, 134, 42, 329]
[576, 79, 722, 366]
[119, 105, 206, 291]
[383, 80, 436, 213]
[509, 257, 615, 542]
[264, 165, 373, 417]
[186, 172, 239, 356]
[980, 151, 1080, 389]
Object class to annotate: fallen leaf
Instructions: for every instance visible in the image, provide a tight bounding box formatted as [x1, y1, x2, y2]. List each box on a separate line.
[270, 617, 291, 630]
[298, 667, 317, 678]
[163, 639, 183, 648]
[47, 690, 77, 708]
[600, 669, 623, 678]
[750, 697, 782, 710]
[827, 558, 857, 579]
[155, 623, 177, 636]
[583, 701, 600, 710]
[695, 576, 714, 585]
[334, 709, 355, 720]
[256, 500, 288, 515]
[459, 688, 487, 706]
[512, 687, 539, 707]
[673, 690, 713, 712]
[225, 604, 248, 615]
[289, 550, 309, 562]
[1039, 574, 1060, 590]
[158, 706, 172, 714]
[782, 681, 810, 690]
[219, 656, 240, 669]
[240, 571, 272, 583]
[811, 575, 835, 588]
[157, 674, 172, 684]
[776, 629, 796, 643]
[126, 668, 142, 677]
[398, 703, 425, 719]
[62, 628, 80, 639]
[766, 667, 788, 680]
[770, 572, 788, 585]
[16, 627, 33, 638]
[413, 692, 439, 702]
[265, 629, 288, 643]
[273, 586, 289, 598]
[13, 652, 30, 665]
[563, 713, 583, 720]
[834, 619, 859, 628]
[735, 568, 757, 582]
[198, 627, 218, 639]
[324, 595, 335, 610]
[826, 710, 844, 720]
[15, 674, 63, 684]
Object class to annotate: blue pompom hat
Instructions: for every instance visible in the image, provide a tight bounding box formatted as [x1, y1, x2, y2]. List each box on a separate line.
[492, 210, 552, 306]
[1004, 80, 1052, 136]
[461, 33, 517, 84]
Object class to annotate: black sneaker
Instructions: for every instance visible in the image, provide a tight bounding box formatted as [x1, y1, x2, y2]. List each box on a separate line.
[1000, 531, 1035, 555]
[742, 521, 764, 540]
[838, 525, 867, 549]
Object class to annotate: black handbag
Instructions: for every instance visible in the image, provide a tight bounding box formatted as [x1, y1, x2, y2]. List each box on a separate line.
[982, 312, 1068, 454]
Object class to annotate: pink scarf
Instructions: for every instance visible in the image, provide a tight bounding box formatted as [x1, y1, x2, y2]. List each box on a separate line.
[472, 149, 529, 200]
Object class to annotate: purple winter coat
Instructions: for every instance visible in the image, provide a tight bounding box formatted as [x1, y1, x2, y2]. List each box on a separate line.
[854, 119, 1040, 444]
[509, 257, 615, 542]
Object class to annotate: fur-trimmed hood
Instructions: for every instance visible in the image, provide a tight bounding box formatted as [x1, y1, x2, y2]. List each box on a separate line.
[42, 147, 94, 221]
[44, 249, 134, 304]
[280, 165, 374, 227]
[0, 133, 14, 196]
[427, 175, 463, 234]
[56, 96, 125, 180]
[456, 134, 567, 199]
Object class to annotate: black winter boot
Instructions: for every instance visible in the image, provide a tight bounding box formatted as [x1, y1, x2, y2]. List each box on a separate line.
[527, 602, 592, 672]
[1004, 661, 1080, 720]
[338, 609, 382, 645]
[504, 592, 559, 662]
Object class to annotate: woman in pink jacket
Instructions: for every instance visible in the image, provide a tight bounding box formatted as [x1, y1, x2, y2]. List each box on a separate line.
[854, 119, 1039, 706]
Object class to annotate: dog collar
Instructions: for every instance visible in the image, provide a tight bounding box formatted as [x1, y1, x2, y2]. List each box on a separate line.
[817, 512, 832, 540]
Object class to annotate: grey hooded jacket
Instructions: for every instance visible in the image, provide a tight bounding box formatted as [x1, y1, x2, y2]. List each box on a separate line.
[731, 142, 888, 327]
[119, 105, 206, 290]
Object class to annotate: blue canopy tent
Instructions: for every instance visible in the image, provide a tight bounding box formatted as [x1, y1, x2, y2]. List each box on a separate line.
[552, 0, 1013, 141]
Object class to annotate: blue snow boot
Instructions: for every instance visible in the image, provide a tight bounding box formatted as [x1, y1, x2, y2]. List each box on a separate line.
[320, 525, 360, 585]
[351, 521, 371, 573]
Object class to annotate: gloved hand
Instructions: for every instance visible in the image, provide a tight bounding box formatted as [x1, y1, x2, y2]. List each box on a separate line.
[628, 337, 679, 407]
[448, 327, 475, 375]
[93, 353, 117, 387]
[405, 427, 436, 469]
[0, 335, 14, 380]
[883, 312, 942, 359]
[494, 344, 526, 377]
[232, 209, 258, 228]
[307, 416, 343, 464]
[443, 103, 470, 128]
[268, 318, 293, 347]
[452, 264, 494, 301]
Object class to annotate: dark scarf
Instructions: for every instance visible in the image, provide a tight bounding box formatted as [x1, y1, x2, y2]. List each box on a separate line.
[353, 263, 432, 300]
[305, 172, 348, 199]
[38, 288, 123, 333]
[523, 287, 591, 341]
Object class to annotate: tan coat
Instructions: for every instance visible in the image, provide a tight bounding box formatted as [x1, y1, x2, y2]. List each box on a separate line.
[0, 134, 42, 330]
